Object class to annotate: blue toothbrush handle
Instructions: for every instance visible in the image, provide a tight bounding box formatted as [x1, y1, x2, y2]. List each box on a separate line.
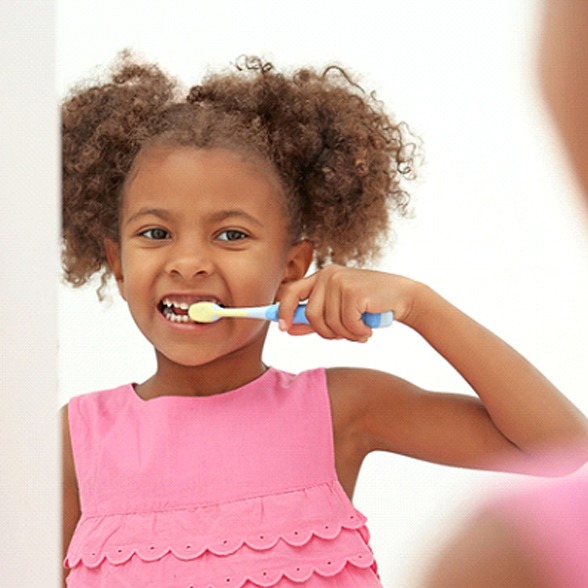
[266, 304, 393, 328]
[291, 305, 311, 325]
[360, 310, 394, 329]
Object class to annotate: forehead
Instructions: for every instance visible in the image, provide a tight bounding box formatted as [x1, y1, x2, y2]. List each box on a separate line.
[123, 146, 286, 217]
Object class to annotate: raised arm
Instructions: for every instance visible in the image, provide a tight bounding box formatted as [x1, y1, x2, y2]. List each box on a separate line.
[403, 280, 588, 460]
[278, 266, 588, 473]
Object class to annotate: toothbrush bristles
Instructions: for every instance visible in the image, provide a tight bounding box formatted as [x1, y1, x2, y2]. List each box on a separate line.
[188, 301, 219, 323]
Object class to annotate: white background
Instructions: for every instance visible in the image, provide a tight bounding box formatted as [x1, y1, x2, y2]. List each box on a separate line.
[8, 0, 584, 585]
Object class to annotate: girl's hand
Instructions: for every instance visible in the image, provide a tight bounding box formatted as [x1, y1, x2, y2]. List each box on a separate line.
[275, 265, 417, 342]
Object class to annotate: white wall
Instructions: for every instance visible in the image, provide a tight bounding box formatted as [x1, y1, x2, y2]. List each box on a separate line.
[57, 1, 588, 586]
[0, 1, 60, 586]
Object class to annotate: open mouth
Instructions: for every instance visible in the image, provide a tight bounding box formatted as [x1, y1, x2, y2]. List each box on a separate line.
[159, 297, 222, 324]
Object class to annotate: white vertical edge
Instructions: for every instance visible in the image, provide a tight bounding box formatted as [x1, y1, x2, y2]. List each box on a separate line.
[0, 1, 60, 585]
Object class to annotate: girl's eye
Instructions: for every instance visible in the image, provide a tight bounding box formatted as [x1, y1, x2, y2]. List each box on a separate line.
[216, 229, 247, 242]
[141, 228, 170, 240]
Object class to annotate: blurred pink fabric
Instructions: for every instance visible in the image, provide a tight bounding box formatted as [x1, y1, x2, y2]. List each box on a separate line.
[487, 455, 588, 588]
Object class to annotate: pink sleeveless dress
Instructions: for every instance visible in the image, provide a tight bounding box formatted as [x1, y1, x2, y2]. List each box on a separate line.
[65, 367, 382, 587]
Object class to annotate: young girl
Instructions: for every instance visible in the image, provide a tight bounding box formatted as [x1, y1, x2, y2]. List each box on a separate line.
[61, 53, 588, 587]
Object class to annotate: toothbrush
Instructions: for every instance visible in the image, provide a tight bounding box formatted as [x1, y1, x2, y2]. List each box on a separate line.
[188, 301, 394, 329]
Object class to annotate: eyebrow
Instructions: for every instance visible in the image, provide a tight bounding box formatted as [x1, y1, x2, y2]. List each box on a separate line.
[207, 209, 264, 228]
[124, 208, 172, 226]
[124, 207, 264, 228]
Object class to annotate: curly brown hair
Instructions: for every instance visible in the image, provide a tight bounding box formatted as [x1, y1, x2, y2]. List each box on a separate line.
[62, 51, 418, 294]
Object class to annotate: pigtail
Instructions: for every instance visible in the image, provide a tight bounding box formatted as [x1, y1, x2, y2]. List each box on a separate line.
[191, 59, 418, 267]
[61, 52, 176, 292]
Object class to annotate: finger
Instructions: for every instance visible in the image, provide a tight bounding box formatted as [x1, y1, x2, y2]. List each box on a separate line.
[322, 279, 345, 335]
[320, 273, 370, 341]
[285, 324, 315, 336]
[341, 294, 373, 341]
[303, 277, 340, 339]
[275, 273, 318, 331]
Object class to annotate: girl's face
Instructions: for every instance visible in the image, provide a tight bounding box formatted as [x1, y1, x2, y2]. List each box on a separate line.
[105, 146, 311, 379]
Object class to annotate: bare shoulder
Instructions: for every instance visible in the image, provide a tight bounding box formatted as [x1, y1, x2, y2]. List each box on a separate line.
[324, 367, 426, 495]
[61, 402, 78, 498]
[61, 403, 80, 567]
[61, 404, 72, 458]
[326, 366, 410, 394]
[325, 367, 420, 451]
[326, 366, 424, 423]
[325, 366, 506, 469]
[61, 403, 79, 490]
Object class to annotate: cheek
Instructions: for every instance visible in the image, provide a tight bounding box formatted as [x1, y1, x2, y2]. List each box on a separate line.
[116, 257, 148, 304]
[229, 256, 288, 301]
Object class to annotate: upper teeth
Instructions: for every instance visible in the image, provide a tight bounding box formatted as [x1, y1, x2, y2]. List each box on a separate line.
[162, 299, 190, 310]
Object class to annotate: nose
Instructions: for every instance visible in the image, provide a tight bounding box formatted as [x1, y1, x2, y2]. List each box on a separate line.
[165, 238, 214, 280]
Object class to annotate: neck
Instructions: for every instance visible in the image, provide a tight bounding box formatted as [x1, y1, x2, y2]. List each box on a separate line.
[136, 342, 268, 400]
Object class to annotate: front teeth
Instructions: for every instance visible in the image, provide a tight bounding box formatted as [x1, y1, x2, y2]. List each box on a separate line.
[162, 298, 190, 311]
[161, 298, 192, 323]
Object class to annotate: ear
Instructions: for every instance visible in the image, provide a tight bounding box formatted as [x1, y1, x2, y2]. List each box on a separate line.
[281, 240, 314, 285]
[104, 238, 126, 300]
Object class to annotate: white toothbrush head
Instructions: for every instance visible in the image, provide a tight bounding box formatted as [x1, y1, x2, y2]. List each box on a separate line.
[188, 301, 222, 323]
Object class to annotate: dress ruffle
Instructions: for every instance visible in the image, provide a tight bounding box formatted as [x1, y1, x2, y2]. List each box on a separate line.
[65, 482, 379, 587]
